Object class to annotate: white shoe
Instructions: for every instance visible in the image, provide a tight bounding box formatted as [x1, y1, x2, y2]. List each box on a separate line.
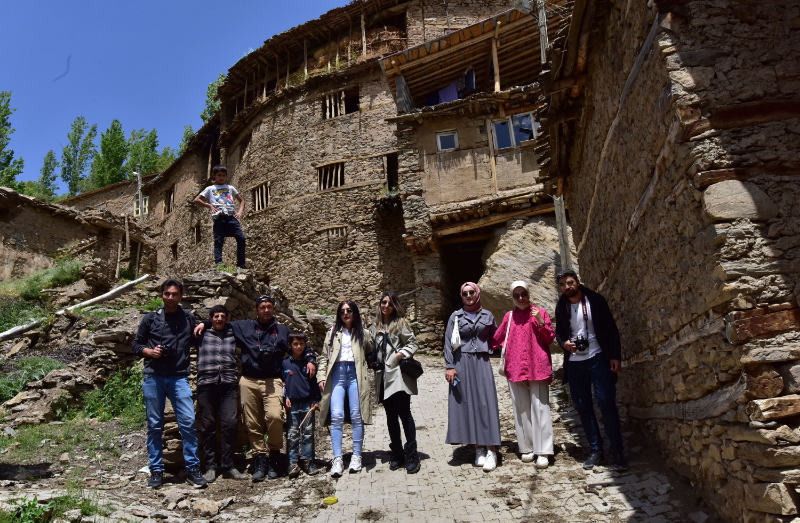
[521, 452, 534, 463]
[483, 450, 497, 472]
[474, 447, 487, 467]
[331, 456, 344, 477]
[349, 455, 362, 473]
[535, 455, 549, 469]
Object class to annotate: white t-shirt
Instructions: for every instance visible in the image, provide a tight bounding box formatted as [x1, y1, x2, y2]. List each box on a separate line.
[567, 298, 603, 362]
[200, 184, 239, 217]
[336, 329, 355, 363]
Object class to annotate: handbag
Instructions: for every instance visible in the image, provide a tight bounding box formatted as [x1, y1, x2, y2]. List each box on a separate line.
[498, 312, 513, 377]
[450, 313, 461, 351]
[387, 336, 423, 380]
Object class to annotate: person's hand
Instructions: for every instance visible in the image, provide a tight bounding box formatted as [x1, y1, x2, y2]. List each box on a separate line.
[312, 403, 319, 412]
[285, 398, 291, 409]
[532, 308, 543, 323]
[564, 340, 577, 353]
[144, 346, 163, 359]
[194, 323, 206, 337]
[318, 381, 325, 393]
[396, 352, 405, 362]
[610, 359, 621, 373]
[208, 205, 216, 214]
[234, 211, 243, 220]
[445, 369, 457, 385]
[307, 362, 316, 378]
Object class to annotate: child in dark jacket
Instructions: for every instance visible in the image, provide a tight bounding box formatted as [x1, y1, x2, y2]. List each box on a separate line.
[282, 331, 322, 477]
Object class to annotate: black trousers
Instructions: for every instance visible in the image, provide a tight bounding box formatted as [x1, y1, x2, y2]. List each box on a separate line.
[383, 391, 416, 447]
[197, 382, 238, 470]
[212, 215, 246, 268]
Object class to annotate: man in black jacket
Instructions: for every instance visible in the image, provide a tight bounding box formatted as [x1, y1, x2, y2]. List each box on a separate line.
[195, 295, 316, 481]
[554, 270, 628, 472]
[132, 279, 207, 489]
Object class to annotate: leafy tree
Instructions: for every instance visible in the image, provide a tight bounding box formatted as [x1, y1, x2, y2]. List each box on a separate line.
[200, 73, 226, 123]
[0, 91, 24, 190]
[127, 128, 160, 175]
[92, 119, 128, 187]
[60, 116, 97, 197]
[178, 125, 194, 156]
[15, 180, 39, 197]
[157, 146, 177, 172]
[36, 150, 59, 200]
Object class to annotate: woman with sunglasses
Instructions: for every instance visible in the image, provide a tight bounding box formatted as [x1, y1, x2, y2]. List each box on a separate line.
[317, 300, 374, 477]
[369, 292, 421, 474]
[444, 282, 502, 472]
[493, 281, 556, 469]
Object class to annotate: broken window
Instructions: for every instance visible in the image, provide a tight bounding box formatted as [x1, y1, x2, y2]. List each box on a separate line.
[322, 87, 359, 119]
[436, 131, 459, 152]
[194, 223, 201, 245]
[171, 242, 178, 261]
[493, 112, 540, 150]
[165, 186, 175, 215]
[325, 226, 348, 251]
[385, 153, 399, 190]
[134, 194, 149, 217]
[492, 120, 513, 150]
[252, 182, 270, 212]
[318, 163, 345, 191]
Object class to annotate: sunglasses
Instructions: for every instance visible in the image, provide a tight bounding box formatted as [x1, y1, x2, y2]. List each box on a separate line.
[380, 300, 394, 307]
[558, 280, 577, 288]
[513, 292, 529, 300]
[461, 290, 476, 297]
[339, 308, 353, 316]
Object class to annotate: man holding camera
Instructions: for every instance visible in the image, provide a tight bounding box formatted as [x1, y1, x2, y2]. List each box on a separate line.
[554, 270, 627, 472]
[132, 279, 207, 489]
[194, 295, 316, 481]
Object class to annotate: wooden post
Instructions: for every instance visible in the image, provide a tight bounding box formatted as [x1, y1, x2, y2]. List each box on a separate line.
[340, 90, 345, 115]
[304, 39, 308, 76]
[115, 239, 122, 279]
[286, 49, 290, 88]
[124, 214, 130, 255]
[335, 34, 340, 68]
[348, 16, 353, 64]
[326, 94, 330, 119]
[536, 0, 549, 65]
[553, 195, 572, 270]
[135, 241, 142, 276]
[485, 118, 498, 194]
[491, 36, 501, 93]
[207, 144, 213, 179]
[263, 66, 267, 99]
[276, 55, 280, 92]
[327, 39, 331, 72]
[361, 12, 367, 57]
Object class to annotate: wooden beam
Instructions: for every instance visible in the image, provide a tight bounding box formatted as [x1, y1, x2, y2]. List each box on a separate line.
[683, 100, 800, 141]
[728, 308, 800, 344]
[486, 118, 498, 194]
[286, 49, 290, 88]
[433, 203, 555, 237]
[693, 163, 800, 189]
[304, 39, 308, 76]
[491, 37, 501, 93]
[542, 73, 588, 95]
[438, 233, 494, 245]
[361, 12, 367, 57]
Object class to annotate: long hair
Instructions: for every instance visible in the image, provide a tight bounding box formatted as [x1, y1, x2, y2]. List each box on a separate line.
[374, 291, 408, 336]
[334, 300, 365, 347]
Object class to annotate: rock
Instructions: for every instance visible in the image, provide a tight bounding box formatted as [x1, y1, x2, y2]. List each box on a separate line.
[7, 338, 31, 358]
[59, 452, 70, 463]
[219, 497, 235, 510]
[744, 482, 800, 515]
[3, 390, 42, 408]
[687, 511, 709, 523]
[63, 508, 83, 522]
[778, 362, 800, 394]
[702, 180, 779, 223]
[65, 279, 92, 300]
[192, 498, 221, 517]
[3, 426, 16, 438]
[738, 442, 800, 467]
[478, 215, 577, 322]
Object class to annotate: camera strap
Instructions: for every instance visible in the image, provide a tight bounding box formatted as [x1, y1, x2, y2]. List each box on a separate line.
[155, 307, 180, 349]
[580, 296, 590, 336]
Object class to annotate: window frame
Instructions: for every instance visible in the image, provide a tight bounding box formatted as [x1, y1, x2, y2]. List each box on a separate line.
[321, 87, 360, 120]
[134, 194, 149, 217]
[317, 162, 345, 191]
[492, 111, 539, 151]
[164, 185, 175, 215]
[251, 182, 270, 213]
[436, 130, 459, 152]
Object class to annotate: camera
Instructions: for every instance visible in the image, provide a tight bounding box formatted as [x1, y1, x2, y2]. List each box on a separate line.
[570, 335, 589, 353]
[366, 351, 384, 371]
[159, 343, 175, 358]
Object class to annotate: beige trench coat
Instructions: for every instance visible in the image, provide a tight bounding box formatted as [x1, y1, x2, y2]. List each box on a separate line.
[369, 322, 420, 400]
[316, 327, 375, 425]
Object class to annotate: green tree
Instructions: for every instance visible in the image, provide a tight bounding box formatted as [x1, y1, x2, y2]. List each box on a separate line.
[0, 91, 24, 190]
[36, 150, 59, 200]
[178, 125, 194, 156]
[200, 73, 226, 123]
[157, 146, 177, 171]
[15, 180, 39, 197]
[92, 118, 128, 187]
[60, 116, 97, 197]
[127, 128, 159, 175]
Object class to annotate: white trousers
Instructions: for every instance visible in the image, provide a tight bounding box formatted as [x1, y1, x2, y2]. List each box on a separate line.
[507, 379, 554, 455]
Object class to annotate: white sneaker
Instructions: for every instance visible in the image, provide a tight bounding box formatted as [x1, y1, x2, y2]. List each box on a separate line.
[349, 455, 362, 473]
[331, 456, 344, 477]
[521, 452, 535, 463]
[483, 450, 497, 472]
[474, 447, 487, 467]
[535, 455, 549, 469]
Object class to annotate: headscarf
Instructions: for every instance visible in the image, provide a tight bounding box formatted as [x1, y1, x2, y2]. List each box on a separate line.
[510, 280, 530, 310]
[460, 282, 482, 313]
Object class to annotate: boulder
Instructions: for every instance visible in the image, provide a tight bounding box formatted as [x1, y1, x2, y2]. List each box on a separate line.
[703, 180, 778, 223]
[744, 482, 800, 515]
[778, 362, 800, 394]
[478, 216, 577, 322]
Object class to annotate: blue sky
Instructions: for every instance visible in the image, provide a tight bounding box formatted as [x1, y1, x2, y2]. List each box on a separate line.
[2, 0, 344, 192]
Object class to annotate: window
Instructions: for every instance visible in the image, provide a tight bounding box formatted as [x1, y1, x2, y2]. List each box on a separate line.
[134, 194, 149, 217]
[385, 153, 399, 190]
[193, 223, 201, 245]
[326, 226, 348, 251]
[165, 186, 175, 215]
[252, 182, 270, 212]
[436, 131, 459, 152]
[170, 242, 178, 261]
[493, 112, 540, 150]
[322, 87, 359, 119]
[318, 162, 345, 191]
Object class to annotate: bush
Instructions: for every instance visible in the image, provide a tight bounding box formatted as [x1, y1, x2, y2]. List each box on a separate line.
[143, 298, 163, 311]
[0, 258, 84, 301]
[0, 357, 64, 404]
[81, 364, 145, 425]
[0, 296, 46, 332]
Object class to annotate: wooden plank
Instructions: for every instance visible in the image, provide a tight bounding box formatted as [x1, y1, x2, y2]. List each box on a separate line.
[683, 101, 800, 141]
[748, 395, 800, 422]
[433, 203, 554, 237]
[486, 118, 498, 194]
[542, 73, 588, 95]
[694, 163, 800, 189]
[492, 38, 501, 92]
[470, 24, 482, 38]
[730, 308, 800, 344]
[450, 33, 460, 47]
[438, 233, 493, 245]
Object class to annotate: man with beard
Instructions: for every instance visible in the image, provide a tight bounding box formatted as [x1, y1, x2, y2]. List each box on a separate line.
[554, 270, 627, 472]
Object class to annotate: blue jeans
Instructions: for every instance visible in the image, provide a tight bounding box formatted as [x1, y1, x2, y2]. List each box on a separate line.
[287, 399, 316, 463]
[567, 354, 624, 454]
[212, 215, 246, 268]
[330, 362, 363, 458]
[142, 374, 200, 472]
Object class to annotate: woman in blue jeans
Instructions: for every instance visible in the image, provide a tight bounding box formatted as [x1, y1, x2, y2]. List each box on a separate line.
[316, 300, 374, 477]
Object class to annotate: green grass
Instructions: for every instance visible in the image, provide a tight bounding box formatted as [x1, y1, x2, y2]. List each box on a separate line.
[214, 263, 237, 274]
[0, 357, 64, 404]
[79, 308, 123, 320]
[0, 416, 119, 463]
[317, 308, 334, 315]
[143, 298, 163, 311]
[0, 258, 84, 301]
[81, 365, 145, 428]
[0, 296, 47, 332]
[0, 491, 112, 523]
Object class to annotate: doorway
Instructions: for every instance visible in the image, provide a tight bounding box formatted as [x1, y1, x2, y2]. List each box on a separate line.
[439, 237, 491, 316]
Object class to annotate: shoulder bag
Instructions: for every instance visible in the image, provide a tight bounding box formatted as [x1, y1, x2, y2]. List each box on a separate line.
[450, 313, 462, 351]
[387, 336, 423, 380]
[498, 312, 513, 377]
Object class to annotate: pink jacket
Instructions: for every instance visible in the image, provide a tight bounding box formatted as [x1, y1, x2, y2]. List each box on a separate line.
[493, 306, 556, 383]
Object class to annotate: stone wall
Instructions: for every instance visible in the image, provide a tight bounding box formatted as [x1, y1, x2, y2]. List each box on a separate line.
[564, 0, 800, 520]
[406, 0, 514, 46]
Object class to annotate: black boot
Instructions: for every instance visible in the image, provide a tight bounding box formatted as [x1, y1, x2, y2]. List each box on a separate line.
[267, 450, 280, 479]
[389, 443, 405, 471]
[405, 442, 420, 474]
[251, 454, 268, 483]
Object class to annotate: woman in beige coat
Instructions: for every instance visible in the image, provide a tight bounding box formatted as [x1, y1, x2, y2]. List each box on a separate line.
[316, 300, 373, 477]
[369, 291, 421, 474]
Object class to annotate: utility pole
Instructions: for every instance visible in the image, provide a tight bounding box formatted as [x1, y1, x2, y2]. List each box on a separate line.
[536, 0, 549, 65]
[553, 195, 572, 271]
[136, 163, 143, 224]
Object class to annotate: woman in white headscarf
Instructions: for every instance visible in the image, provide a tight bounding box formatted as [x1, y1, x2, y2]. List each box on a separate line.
[493, 280, 556, 468]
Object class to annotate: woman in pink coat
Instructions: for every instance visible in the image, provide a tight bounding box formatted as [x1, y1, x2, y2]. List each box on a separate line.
[493, 280, 556, 469]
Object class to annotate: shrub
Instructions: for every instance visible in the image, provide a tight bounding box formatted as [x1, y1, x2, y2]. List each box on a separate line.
[0, 258, 84, 301]
[0, 357, 64, 404]
[81, 364, 145, 425]
[143, 298, 163, 311]
[0, 296, 46, 332]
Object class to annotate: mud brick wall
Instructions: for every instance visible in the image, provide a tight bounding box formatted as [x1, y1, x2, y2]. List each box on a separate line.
[406, 0, 515, 46]
[564, 0, 800, 521]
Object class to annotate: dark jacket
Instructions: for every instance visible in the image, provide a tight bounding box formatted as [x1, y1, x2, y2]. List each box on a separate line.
[203, 317, 315, 380]
[196, 324, 238, 386]
[282, 357, 321, 403]
[132, 307, 197, 376]
[554, 285, 621, 383]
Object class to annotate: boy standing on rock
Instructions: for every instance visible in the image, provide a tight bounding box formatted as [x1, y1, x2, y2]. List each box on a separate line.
[193, 165, 247, 269]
